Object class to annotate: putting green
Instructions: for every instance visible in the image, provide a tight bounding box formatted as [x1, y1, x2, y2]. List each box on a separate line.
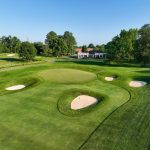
[38, 68, 97, 83]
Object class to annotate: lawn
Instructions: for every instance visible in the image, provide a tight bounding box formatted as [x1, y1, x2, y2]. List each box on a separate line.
[0, 56, 149, 150]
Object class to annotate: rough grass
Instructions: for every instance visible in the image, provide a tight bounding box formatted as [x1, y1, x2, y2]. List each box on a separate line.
[0, 57, 149, 150]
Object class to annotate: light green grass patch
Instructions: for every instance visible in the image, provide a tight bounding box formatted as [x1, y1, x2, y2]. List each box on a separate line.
[38, 68, 97, 84]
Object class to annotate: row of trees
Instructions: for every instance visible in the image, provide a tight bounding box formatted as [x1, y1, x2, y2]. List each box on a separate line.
[105, 24, 150, 65]
[0, 36, 21, 53]
[0, 31, 77, 60]
[78, 44, 105, 52]
[0, 25, 149, 64]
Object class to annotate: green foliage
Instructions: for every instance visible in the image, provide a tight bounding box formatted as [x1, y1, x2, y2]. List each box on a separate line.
[0, 36, 21, 53]
[18, 42, 37, 61]
[88, 43, 95, 48]
[45, 31, 77, 56]
[82, 45, 87, 52]
[63, 31, 77, 54]
[34, 42, 45, 55]
[43, 46, 53, 57]
[106, 29, 138, 62]
[95, 44, 105, 52]
[134, 24, 150, 65]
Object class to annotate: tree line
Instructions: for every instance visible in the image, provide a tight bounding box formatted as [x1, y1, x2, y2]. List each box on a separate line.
[105, 24, 150, 65]
[0, 24, 150, 65]
[0, 31, 77, 60]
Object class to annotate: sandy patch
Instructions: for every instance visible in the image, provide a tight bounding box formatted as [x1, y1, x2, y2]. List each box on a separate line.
[7, 54, 15, 57]
[6, 85, 25, 91]
[71, 95, 98, 110]
[105, 77, 114, 81]
[129, 81, 147, 87]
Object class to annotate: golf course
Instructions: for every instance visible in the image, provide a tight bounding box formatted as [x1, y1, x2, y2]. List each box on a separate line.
[0, 55, 149, 150]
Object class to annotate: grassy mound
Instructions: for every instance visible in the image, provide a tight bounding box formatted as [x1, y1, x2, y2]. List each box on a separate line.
[38, 68, 97, 84]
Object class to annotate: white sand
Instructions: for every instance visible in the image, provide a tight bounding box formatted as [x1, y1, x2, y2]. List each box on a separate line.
[129, 81, 147, 87]
[105, 77, 114, 81]
[7, 54, 15, 57]
[6, 85, 25, 91]
[71, 95, 98, 110]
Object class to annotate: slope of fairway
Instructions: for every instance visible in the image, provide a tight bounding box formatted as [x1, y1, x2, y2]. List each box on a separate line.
[38, 68, 97, 83]
[0, 64, 130, 150]
[80, 70, 150, 150]
[0, 62, 149, 150]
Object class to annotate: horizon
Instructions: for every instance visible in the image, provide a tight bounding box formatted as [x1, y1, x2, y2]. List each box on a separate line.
[0, 0, 150, 45]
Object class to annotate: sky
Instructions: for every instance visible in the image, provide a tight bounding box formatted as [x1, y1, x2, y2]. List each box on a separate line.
[0, 0, 150, 46]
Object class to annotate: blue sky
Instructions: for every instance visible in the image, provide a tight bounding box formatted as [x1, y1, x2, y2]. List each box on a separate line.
[0, 0, 150, 45]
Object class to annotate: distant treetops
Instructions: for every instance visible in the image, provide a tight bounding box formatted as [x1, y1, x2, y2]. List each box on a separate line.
[0, 24, 150, 64]
[105, 24, 150, 65]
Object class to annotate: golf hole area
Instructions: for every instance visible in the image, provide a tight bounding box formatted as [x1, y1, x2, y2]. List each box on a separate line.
[57, 89, 104, 116]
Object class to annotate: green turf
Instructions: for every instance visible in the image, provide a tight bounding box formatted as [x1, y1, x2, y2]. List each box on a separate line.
[0, 56, 149, 150]
[38, 68, 97, 84]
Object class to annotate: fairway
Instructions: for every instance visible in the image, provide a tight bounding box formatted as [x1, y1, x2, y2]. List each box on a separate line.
[0, 59, 149, 150]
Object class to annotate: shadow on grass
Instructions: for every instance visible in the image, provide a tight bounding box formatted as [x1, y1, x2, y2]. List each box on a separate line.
[56, 59, 146, 68]
[134, 70, 150, 73]
[0, 58, 22, 62]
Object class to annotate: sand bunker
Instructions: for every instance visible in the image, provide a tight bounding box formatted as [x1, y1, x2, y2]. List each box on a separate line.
[71, 95, 98, 110]
[6, 85, 25, 91]
[105, 77, 114, 81]
[129, 81, 147, 87]
[7, 54, 15, 57]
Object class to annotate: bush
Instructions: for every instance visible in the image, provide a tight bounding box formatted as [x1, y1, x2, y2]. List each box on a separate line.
[18, 42, 37, 61]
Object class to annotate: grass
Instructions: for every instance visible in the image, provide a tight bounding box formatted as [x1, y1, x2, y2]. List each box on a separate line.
[38, 68, 97, 84]
[0, 55, 149, 150]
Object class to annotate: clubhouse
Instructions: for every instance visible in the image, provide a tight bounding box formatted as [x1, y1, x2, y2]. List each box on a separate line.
[75, 48, 107, 59]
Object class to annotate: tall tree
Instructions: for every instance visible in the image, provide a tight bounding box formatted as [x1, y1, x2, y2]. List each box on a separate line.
[45, 31, 58, 49]
[63, 31, 77, 54]
[135, 24, 150, 65]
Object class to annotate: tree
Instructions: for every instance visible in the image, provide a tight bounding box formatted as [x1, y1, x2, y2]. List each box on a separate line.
[63, 31, 77, 54]
[43, 46, 53, 57]
[88, 43, 95, 48]
[95, 44, 105, 52]
[18, 42, 37, 61]
[82, 45, 87, 52]
[45, 31, 58, 49]
[45, 31, 69, 56]
[105, 29, 138, 62]
[135, 24, 150, 65]
[53, 36, 68, 56]
[34, 42, 45, 55]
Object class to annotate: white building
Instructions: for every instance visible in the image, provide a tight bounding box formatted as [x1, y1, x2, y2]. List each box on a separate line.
[78, 52, 106, 59]
[78, 52, 89, 59]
